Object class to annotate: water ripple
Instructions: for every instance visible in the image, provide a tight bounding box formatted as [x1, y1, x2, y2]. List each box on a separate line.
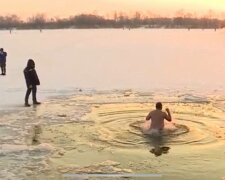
[84, 102, 225, 147]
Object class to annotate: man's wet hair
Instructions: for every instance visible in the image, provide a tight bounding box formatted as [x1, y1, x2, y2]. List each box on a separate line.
[156, 102, 162, 110]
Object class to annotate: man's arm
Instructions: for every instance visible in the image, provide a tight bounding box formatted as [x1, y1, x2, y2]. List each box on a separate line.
[165, 108, 172, 121]
[146, 112, 151, 121]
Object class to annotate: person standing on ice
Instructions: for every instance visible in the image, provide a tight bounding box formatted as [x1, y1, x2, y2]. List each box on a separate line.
[23, 59, 41, 107]
[0, 48, 7, 75]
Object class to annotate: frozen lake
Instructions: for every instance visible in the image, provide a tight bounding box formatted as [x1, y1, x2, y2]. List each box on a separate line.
[1, 29, 225, 109]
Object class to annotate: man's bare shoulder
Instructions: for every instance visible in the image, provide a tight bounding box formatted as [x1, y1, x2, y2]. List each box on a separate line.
[150, 109, 165, 115]
[149, 110, 156, 114]
[162, 111, 168, 117]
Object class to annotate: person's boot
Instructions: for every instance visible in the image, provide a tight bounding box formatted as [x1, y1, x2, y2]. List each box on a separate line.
[33, 101, 41, 105]
[25, 103, 31, 107]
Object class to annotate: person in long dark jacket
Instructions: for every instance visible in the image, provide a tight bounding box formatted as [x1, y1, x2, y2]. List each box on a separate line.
[24, 59, 41, 107]
[0, 48, 7, 75]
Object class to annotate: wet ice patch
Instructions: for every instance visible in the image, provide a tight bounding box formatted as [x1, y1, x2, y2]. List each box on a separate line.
[58, 160, 132, 174]
[178, 93, 209, 103]
[0, 143, 55, 155]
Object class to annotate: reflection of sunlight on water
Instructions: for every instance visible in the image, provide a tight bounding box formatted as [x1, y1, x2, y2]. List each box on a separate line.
[38, 91, 225, 179]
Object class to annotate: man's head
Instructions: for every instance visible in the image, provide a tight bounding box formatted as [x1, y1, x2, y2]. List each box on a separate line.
[0, 48, 3, 52]
[156, 102, 162, 110]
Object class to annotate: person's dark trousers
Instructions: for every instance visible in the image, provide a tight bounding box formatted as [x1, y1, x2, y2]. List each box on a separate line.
[25, 85, 37, 104]
[1, 64, 6, 75]
[2, 64, 6, 75]
[0, 65, 3, 74]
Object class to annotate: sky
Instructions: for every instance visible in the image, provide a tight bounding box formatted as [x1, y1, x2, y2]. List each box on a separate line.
[0, 0, 225, 19]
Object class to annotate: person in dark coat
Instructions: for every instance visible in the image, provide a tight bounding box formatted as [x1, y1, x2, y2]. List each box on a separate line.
[0, 48, 7, 75]
[24, 59, 41, 107]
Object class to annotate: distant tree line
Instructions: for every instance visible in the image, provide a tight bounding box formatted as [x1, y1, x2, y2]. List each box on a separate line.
[0, 13, 225, 30]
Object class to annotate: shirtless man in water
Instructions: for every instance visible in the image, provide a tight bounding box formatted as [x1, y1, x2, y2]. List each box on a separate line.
[146, 102, 172, 131]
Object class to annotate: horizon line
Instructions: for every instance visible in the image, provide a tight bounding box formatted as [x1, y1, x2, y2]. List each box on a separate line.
[1, 9, 225, 21]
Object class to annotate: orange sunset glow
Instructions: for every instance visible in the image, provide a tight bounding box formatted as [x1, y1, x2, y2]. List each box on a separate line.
[0, 0, 225, 19]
